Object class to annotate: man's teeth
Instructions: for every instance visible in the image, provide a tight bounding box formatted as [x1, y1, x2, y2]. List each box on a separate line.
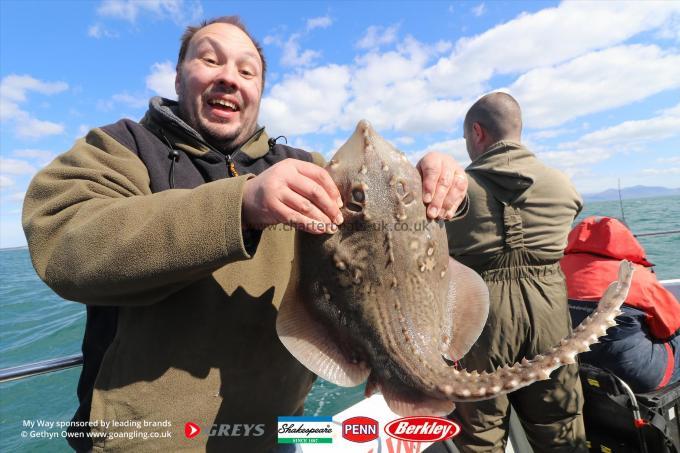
[210, 99, 238, 111]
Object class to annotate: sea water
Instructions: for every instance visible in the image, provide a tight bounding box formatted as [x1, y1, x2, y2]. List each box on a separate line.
[1, 196, 678, 451]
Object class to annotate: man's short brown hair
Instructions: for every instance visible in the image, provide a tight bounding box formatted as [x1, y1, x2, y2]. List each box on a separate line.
[176, 15, 267, 88]
[464, 92, 522, 143]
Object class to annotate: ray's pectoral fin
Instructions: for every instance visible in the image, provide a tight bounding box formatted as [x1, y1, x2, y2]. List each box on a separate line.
[276, 282, 370, 387]
[375, 375, 455, 417]
[445, 257, 490, 361]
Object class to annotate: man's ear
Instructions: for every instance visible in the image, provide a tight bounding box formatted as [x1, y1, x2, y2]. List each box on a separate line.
[174, 70, 181, 96]
[472, 122, 484, 145]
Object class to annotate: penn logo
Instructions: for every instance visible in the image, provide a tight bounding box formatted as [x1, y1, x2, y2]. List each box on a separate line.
[184, 422, 201, 439]
[342, 416, 379, 443]
[385, 416, 460, 442]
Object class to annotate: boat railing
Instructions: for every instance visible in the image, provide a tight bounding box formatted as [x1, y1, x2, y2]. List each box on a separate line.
[1, 276, 679, 384]
[0, 353, 82, 383]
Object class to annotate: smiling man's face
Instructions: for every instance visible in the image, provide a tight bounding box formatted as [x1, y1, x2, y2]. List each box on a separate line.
[175, 22, 263, 151]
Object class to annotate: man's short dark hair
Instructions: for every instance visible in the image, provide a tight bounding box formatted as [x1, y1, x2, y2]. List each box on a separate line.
[177, 15, 267, 88]
[464, 92, 522, 143]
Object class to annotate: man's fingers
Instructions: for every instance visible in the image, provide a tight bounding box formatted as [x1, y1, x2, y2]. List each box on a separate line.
[417, 158, 442, 204]
[288, 173, 344, 226]
[295, 161, 343, 209]
[441, 173, 468, 219]
[427, 168, 453, 219]
[280, 190, 334, 232]
[269, 199, 331, 235]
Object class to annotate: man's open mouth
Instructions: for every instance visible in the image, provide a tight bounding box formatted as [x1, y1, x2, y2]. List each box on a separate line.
[208, 98, 240, 112]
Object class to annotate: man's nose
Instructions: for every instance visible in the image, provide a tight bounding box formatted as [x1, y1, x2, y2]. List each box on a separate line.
[215, 63, 239, 90]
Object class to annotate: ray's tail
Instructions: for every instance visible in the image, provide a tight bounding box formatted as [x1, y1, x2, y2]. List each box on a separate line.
[436, 260, 634, 401]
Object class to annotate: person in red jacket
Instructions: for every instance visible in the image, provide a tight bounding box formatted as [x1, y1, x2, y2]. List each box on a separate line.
[562, 216, 680, 393]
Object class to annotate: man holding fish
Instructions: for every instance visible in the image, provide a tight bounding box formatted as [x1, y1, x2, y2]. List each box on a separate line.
[22, 15, 468, 452]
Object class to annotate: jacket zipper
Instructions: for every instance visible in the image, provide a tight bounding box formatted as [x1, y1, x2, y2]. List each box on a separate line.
[226, 152, 239, 177]
[191, 126, 264, 178]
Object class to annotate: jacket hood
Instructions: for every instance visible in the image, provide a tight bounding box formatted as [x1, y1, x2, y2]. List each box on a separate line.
[565, 216, 654, 267]
[466, 141, 535, 203]
[141, 96, 270, 159]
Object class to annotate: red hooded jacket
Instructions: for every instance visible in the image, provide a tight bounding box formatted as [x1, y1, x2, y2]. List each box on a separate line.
[561, 216, 680, 340]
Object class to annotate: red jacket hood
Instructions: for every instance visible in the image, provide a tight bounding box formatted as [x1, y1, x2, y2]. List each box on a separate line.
[565, 216, 653, 267]
[562, 216, 679, 340]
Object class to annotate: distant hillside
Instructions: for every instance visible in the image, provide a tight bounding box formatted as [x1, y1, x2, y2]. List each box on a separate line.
[583, 185, 680, 202]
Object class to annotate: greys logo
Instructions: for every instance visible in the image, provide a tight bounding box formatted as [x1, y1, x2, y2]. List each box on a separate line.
[209, 424, 265, 437]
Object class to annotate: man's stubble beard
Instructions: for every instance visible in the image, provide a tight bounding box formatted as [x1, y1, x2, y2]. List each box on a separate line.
[177, 89, 258, 154]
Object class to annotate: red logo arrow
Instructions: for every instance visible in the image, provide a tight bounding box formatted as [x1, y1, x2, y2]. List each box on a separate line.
[184, 422, 201, 439]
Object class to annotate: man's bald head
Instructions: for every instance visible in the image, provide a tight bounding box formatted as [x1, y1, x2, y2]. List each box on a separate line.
[464, 92, 523, 149]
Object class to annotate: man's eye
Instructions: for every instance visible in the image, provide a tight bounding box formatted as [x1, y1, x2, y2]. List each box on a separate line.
[202, 57, 217, 64]
[240, 69, 254, 77]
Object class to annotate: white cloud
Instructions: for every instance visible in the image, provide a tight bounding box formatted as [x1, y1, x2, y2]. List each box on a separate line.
[7, 191, 26, 202]
[357, 24, 400, 50]
[526, 128, 574, 141]
[0, 175, 14, 188]
[12, 149, 56, 165]
[263, 21, 332, 70]
[87, 23, 118, 39]
[14, 115, 65, 139]
[307, 15, 332, 30]
[260, 64, 351, 135]
[575, 109, 680, 147]
[512, 45, 680, 128]
[281, 34, 322, 67]
[425, 1, 680, 97]
[660, 102, 680, 116]
[393, 99, 465, 133]
[412, 138, 469, 165]
[0, 97, 22, 122]
[657, 156, 680, 164]
[472, 3, 486, 17]
[263, 33, 281, 46]
[538, 103, 680, 178]
[98, 92, 148, 112]
[261, 34, 468, 136]
[0, 75, 68, 102]
[394, 136, 415, 146]
[96, 0, 203, 25]
[656, 13, 680, 42]
[116, 92, 148, 108]
[265, 16, 334, 68]
[0, 75, 67, 139]
[642, 167, 680, 175]
[146, 61, 176, 99]
[260, 2, 680, 147]
[341, 38, 463, 133]
[540, 147, 615, 169]
[0, 158, 37, 175]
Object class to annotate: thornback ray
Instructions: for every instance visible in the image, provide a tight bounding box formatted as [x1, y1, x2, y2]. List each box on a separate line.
[277, 120, 634, 416]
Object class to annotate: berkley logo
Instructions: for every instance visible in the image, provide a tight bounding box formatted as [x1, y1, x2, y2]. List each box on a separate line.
[384, 416, 460, 442]
[342, 416, 379, 443]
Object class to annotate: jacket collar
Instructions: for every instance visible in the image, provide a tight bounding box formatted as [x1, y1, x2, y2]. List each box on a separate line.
[466, 140, 536, 200]
[140, 96, 270, 159]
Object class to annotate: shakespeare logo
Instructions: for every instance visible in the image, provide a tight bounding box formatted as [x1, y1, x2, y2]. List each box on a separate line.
[277, 416, 334, 444]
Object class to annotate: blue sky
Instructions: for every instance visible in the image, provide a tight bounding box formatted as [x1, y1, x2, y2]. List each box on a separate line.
[1, 0, 679, 248]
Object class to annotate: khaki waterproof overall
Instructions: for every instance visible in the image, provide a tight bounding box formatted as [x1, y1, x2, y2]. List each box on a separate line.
[451, 250, 587, 453]
[445, 142, 586, 453]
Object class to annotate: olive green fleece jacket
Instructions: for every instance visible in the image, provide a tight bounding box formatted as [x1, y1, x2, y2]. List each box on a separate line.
[22, 116, 324, 451]
[447, 141, 582, 267]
